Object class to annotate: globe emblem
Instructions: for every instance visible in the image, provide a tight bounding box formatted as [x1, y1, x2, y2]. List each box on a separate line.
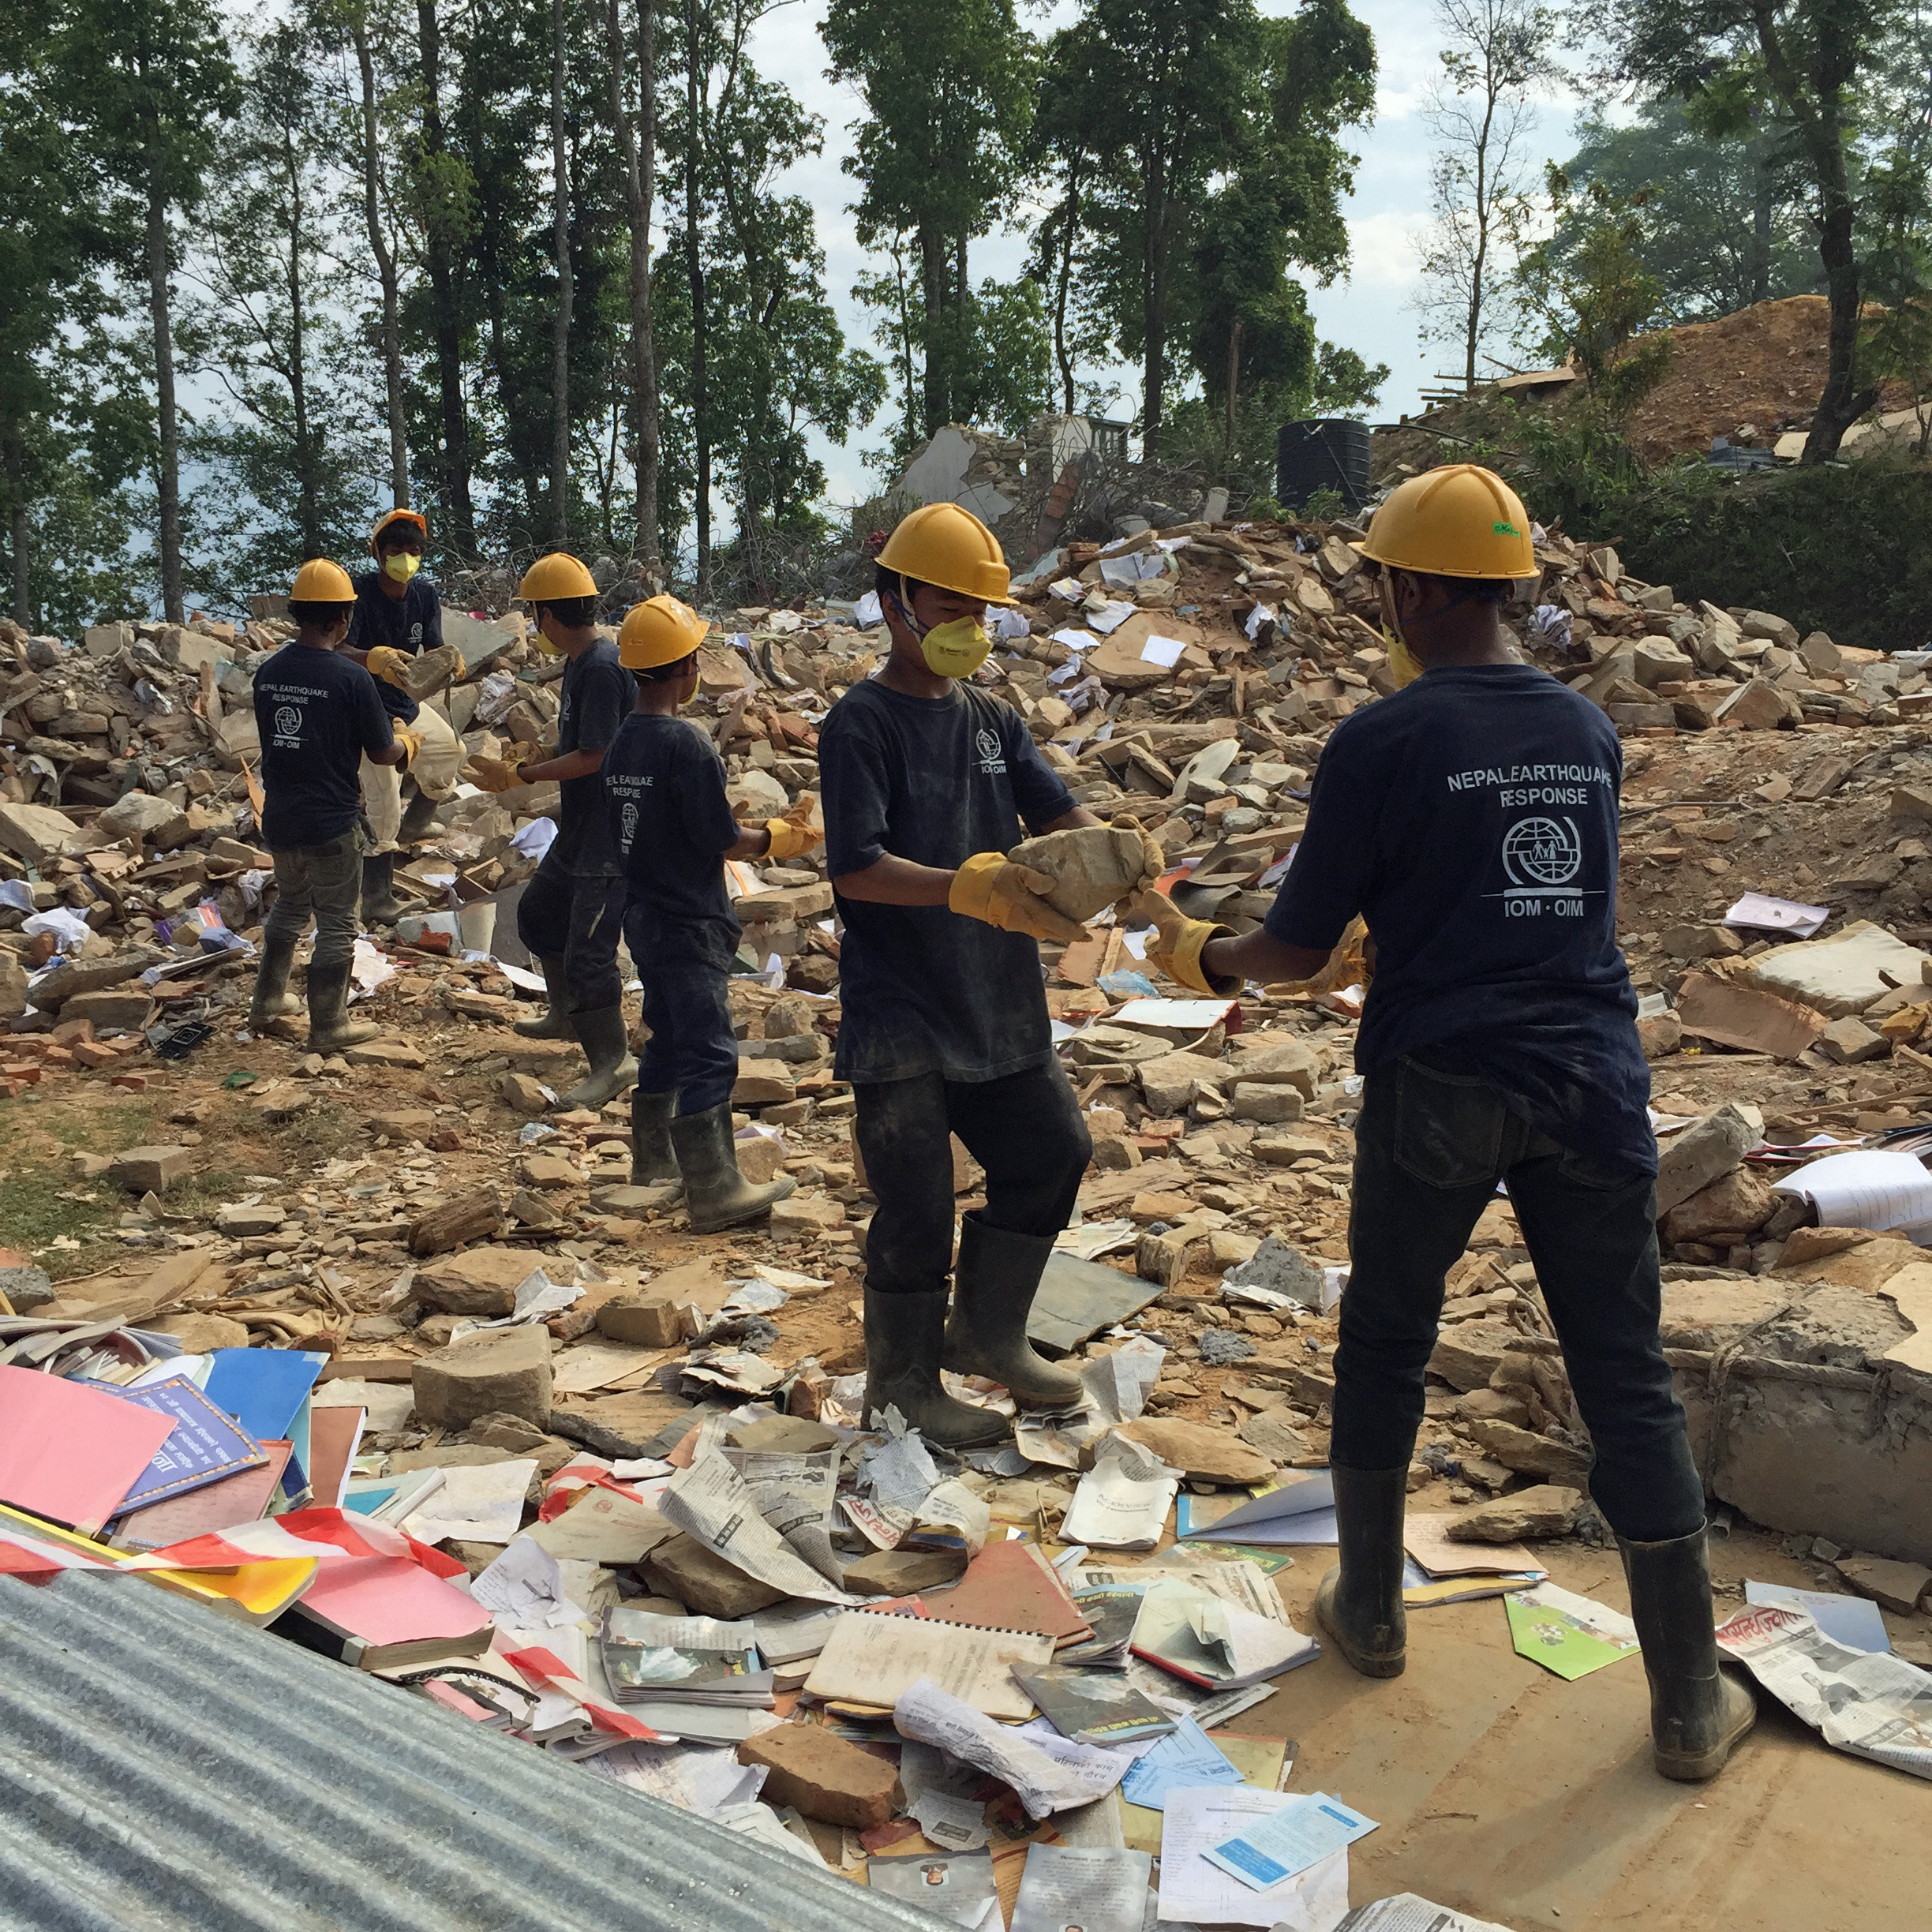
[274, 706, 302, 739]
[975, 728, 1002, 763]
[1501, 815, 1581, 887]
[620, 799, 639, 847]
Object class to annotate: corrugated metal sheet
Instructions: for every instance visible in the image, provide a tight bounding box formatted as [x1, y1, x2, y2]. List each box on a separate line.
[0, 1571, 938, 1932]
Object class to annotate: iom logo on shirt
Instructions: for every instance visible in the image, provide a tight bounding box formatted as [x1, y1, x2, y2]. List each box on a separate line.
[975, 726, 1005, 777]
[619, 799, 639, 852]
[1499, 814, 1587, 918]
[273, 704, 304, 742]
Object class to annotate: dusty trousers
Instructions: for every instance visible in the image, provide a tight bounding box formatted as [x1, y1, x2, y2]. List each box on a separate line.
[262, 826, 364, 974]
[1336, 1051, 1704, 1544]
[624, 908, 739, 1116]
[853, 1061, 1091, 1294]
[515, 859, 625, 1011]
[359, 706, 462, 852]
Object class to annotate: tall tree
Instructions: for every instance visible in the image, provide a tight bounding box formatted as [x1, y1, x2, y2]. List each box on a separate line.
[1413, 0, 1559, 391]
[822, 0, 1035, 437]
[1591, 0, 1909, 459]
[48, 0, 238, 621]
[604, 0, 661, 570]
[680, 0, 711, 593]
[548, 0, 573, 541]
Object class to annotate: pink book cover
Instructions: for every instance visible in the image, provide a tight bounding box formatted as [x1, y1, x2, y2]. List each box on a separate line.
[0, 1365, 179, 1536]
[298, 1556, 492, 1647]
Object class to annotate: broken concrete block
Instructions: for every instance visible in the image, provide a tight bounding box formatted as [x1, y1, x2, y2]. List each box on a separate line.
[1714, 677, 1799, 730]
[1746, 919, 1932, 1019]
[1135, 1220, 1205, 1288]
[520, 1152, 584, 1189]
[1230, 1081, 1303, 1124]
[1006, 822, 1151, 921]
[93, 791, 188, 844]
[415, 1245, 537, 1316]
[1223, 1234, 1323, 1305]
[1890, 783, 1932, 822]
[1676, 970, 1828, 1059]
[60, 987, 155, 1034]
[499, 1072, 549, 1114]
[1637, 1010, 1682, 1059]
[0, 949, 27, 1020]
[1659, 923, 1743, 961]
[1137, 1051, 1233, 1114]
[1462, 1419, 1591, 1485]
[413, 1326, 552, 1430]
[1226, 1038, 1321, 1097]
[213, 1204, 286, 1237]
[1818, 1015, 1889, 1065]
[1236, 1409, 1312, 1462]
[733, 1059, 796, 1106]
[595, 1294, 687, 1346]
[1737, 608, 1799, 650]
[1444, 1484, 1582, 1542]
[1658, 1277, 1795, 1351]
[367, 1108, 438, 1140]
[769, 1192, 845, 1235]
[1833, 1555, 1931, 1616]
[642, 1533, 786, 1619]
[1427, 1322, 1519, 1392]
[1632, 638, 1694, 687]
[108, 1145, 193, 1194]
[736, 1724, 903, 1829]
[1661, 1166, 1777, 1245]
[1654, 1103, 1764, 1215]
[409, 1189, 504, 1256]
[1114, 1417, 1273, 1485]
[343, 1037, 427, 1069]
[735, 1134, 788, 1185]
[0, 802, 88, 864]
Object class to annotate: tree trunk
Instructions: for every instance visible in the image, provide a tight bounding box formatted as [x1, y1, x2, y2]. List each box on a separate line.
[686, 0, 710, 596]
[1801, 185, 1878, 460]
[1225, 316, 1243, 455]
[1052, 158, 1080, 417]
[549, 0, 573, 542]
[144, 133, 184, 624]
[918, 220, 948, 433]
[9, 498, 28, 628]
[283, 129, 319, 559]
[605, 0, 660, 571]
[1141, 143, 1166, 455]
[354, 21, 410, 506]
[417, 0, 475, 555]
[1747, 114, 1773, 307]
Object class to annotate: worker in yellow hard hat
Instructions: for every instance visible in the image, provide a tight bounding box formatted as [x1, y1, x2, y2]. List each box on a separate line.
[342, 507, 465, 923]
[601, 594, 811, 1231]
[249, 559, 420, 1053]
[471, 552, 636, 1108]
[818, 501, 1146, 1447]
[1136, 464, 1750, 1784]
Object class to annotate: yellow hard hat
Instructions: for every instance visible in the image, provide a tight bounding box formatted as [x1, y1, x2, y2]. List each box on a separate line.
[876, 502, 1016, 607]
[370, 507, 428, 555]
[290, 558, 356, 602]
[515, 551, 599, 602]
[618, 594, 709, 671]
[1361, 465, 1539, 579]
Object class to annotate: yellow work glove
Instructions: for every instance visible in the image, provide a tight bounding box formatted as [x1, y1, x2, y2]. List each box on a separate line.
[765, 814, 822, 861]
[365, 646, 414, 690]
[949, 852, 1090, 944]
[1134, 888, 1239, 995]
[1113, 812, 1166, 895]
[392, 724, 425, 766]
[467, 754, 527, 792]
[447, 646, 467, 681]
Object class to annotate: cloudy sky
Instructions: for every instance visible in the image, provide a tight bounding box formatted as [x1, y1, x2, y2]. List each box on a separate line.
[739, 0, 1583, 509]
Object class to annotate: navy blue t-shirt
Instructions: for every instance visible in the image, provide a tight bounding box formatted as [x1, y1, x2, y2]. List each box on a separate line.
[605, 711, 742, 942]
[253, 643, 394, 852]
[820, 677, 1076, 1084]
[1264, 663, 1653, 1174]
[344, 571, 438, 724]
[551, 641, 632, 877]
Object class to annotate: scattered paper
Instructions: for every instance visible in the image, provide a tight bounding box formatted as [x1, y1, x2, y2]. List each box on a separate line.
[868, 1848, 1002, 1929]
[893, 1679, 1131, 1817]
[1204, 1792, 1378, 1891]
[1086, 600, 1136, 635]
[1010, 1845, 1153, 1932]
[1334, 1896, 1518, 1932]
[470, 1537, 587, 1630]
[1743, 1582, 1889, 1653]
[659, 1457, 856, 1604]
[1505, 1582, 1641, 1680]
[400, 1458, 537, 1544]
[1062, 1433, 1181, 1550]
[1139, 635, 1187, 668]
[1118, 1716, 1244, 1810]
[453, 1267, 583, 1338]
[1770, 1150, 1932, 1240]
[908, 1788, 992, 1852]
[1717, 1604, 1932, 1778]
[1724, 892, 1829, 938]
[722, 1447, 844, 1585]
[1156, 1787, 1351, 1928]
[1180, 1473, 1338, 1547]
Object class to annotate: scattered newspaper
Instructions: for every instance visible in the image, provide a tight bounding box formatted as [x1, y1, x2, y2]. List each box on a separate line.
[893, 1679, 1133, 1818]
[1717, 1604, 1932, 1779]
[659, 1457, 859, 1604]
[1335, 1896, 1517, 1932]
[1063, 1433, 1181, 1550]
[721, 1447, 843, 1585]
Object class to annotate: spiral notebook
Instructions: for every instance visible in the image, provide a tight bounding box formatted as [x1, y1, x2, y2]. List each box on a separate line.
[803, 1611, 1056, 1720]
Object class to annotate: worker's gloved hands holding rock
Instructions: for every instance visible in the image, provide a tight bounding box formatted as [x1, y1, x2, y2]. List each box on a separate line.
[1133, 887, 1240, 995]
[466, 743, 533, 792]
[949, 852, 1091, 944]
[1112, 813, 1166, 896]
[765, 801, 824, 861]
[365, 646, 414, 690]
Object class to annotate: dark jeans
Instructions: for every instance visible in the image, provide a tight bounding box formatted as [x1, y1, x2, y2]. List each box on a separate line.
[626, 908, 739, 1115]
[1338, 1054, 1704, 1543]
[516, 859, 624, 1010]
[855, 1061, 1091, 1294]
[264, 826, 364, 974]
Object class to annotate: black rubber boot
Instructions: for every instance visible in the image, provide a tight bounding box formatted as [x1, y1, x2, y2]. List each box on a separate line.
[514, 954, 575, 1039]
[631, 1088, 681, 1187]
[398, 786, 439, 844]
[864, 1287, 1009, 1449]
[669, 1101, 796, 1234]
[1620, 1526, 1758, 1781]
[1312, 1463, 1410, 1677]
[248, 930, 302, 1028]
[942, 1214, 1085, 1410]
[361, 852, 403, 925]
[306, 960, 378, 1053]
[556, 1005, 638, 1110]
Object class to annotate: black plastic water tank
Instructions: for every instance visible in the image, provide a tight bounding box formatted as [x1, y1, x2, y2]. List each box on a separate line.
[1275, 418, 1372, 511]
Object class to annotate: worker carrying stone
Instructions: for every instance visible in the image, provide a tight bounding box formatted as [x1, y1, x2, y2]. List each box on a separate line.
[603, 593, 816, 1233]
[471, 552, 637, 1110]
[1140, 464, 1754, 1784]
[820, 503, 1143, 1448]
[249, 560, 418, 1052]
[342, 508, 464, 925]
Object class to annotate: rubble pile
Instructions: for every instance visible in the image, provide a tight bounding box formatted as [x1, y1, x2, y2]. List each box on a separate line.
[4, 510, 1932, 1895]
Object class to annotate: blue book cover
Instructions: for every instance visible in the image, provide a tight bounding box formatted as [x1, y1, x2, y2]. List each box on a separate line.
[79, 1376, 268, 1513]
[204, 1350, 325, 1497]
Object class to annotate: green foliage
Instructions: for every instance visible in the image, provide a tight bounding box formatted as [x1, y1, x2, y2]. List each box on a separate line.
[1299, 485, 1347, 520]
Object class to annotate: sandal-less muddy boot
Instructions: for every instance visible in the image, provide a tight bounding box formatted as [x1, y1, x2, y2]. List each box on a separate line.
[1312, 1463, 1410, 1677]
[864, 1286, 1008, 1450]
